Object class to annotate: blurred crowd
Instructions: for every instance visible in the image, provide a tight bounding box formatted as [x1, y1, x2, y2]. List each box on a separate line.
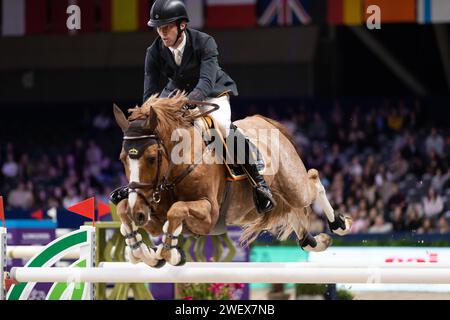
[266, 99, 450, 235]
[1, 98, 450, 234]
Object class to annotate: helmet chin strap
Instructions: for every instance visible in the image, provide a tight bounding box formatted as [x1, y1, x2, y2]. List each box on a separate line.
[173, 20, 184, 47]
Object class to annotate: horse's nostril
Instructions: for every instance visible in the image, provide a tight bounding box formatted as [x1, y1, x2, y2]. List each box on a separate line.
[136, 212, 146, 224]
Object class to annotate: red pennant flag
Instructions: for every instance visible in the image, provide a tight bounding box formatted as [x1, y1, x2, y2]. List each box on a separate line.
[31, 209, 43, 220]
[0, 196, 5, 227]
[67, 197, 95, 223]
[97, 200, 111, 220]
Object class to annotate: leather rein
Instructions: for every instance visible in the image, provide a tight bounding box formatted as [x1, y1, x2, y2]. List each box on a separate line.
[124, 100, 219, 211]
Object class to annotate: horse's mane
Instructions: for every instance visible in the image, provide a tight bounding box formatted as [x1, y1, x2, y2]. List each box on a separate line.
[127, 91, 200, 140]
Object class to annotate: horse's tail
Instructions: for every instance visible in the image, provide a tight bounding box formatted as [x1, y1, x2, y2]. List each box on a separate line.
[253, 115, 299, 155]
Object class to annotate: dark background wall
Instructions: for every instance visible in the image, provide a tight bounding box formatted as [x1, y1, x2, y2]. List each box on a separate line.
[0, 24, 448, 104]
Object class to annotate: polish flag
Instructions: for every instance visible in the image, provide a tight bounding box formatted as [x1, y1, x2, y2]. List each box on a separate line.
[206, 0, 257, 28]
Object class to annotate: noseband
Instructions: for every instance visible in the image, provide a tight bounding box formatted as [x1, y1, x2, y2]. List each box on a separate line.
[124, 133, 197, 213]
[124, 100, 219, 216]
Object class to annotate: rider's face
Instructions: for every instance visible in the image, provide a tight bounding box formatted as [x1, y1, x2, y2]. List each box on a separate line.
[157, 22, 185, 48]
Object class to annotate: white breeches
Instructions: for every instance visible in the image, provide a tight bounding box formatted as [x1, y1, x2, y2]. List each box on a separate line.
[195, 95, 232, 137]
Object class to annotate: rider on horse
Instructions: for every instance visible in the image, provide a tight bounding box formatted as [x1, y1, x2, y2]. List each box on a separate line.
[110, 0, 275, 214]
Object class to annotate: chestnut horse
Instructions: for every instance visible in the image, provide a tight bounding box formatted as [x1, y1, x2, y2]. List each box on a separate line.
[113, 92, 352, 267]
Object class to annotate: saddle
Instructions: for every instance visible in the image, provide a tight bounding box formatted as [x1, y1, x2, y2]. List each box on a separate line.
[195, 116, 266, 181]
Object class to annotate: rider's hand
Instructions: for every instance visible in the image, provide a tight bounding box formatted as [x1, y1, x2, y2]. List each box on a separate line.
[183, 103, 197, 110]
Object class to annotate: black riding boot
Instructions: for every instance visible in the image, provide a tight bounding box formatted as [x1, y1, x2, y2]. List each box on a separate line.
[109, 186, 129, 205]
[228, 125, 276, 214]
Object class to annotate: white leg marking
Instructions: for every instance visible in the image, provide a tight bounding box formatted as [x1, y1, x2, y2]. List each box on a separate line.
[316, 183, 335, 222]
[128, 157, 140, 210]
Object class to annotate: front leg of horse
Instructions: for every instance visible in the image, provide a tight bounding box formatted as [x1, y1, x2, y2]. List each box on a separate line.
[116, 199, 164, 267]
[156, 199, 214, 266]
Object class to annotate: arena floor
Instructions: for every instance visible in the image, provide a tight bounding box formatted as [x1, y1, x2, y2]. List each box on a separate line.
[249, 288, 450, 300]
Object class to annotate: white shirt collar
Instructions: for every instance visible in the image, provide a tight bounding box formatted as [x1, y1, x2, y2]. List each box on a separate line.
[169, 31, 187, 55]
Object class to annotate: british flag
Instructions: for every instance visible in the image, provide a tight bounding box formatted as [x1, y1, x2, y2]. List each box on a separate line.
[257, 0, 313, 26]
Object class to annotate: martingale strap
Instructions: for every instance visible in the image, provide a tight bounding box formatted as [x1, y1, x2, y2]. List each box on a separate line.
[162, 243, 179, 250]
[124, 230, 139, 239]
[129, 240, 144, 250]
[163, 232, 180, 240]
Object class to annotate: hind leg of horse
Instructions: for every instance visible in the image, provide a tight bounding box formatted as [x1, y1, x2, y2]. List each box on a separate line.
[157, 199, 214, 266]
[307, 169, 352, 236]
[288, 208, 332, 252]
[116, 199, 163, 267]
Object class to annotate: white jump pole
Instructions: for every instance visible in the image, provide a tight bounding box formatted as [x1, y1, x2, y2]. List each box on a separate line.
[10, 263, 450, 284]
[7, 246, 80, 260]
[101, 261, 450, 269]
[1, 227, 6, 300]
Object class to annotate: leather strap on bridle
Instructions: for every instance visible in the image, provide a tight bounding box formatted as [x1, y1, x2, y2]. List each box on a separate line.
[125, 101, 219, 210]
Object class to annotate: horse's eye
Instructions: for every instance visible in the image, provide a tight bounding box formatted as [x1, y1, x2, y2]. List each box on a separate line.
[146, 156, 156, 164]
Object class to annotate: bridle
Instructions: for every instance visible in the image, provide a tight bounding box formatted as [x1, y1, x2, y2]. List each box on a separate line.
[124, 133, 197, 213]
[124, 100, 220, 214]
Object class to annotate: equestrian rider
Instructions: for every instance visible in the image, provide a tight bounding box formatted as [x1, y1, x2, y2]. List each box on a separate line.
[110, 0, 275, 214]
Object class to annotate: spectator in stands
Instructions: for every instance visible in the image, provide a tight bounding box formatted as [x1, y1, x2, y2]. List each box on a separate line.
[387, 108, 403, 132]
[390, 206, 405, 232]
[62, 187, 81, 208]
[425, 127, 444, 157]
[2, 152, 18, 181]
[405, 206, 422, 232]
[390, 151, 408, 182]
[308, 112, 328, 140]
[387, 183, 406, 212]
[431, 168, 450, 193]
[422, 187, 444, 220]
[350, 209, 370, 233]
[437, 216, 450, 234]
[7, 181, 34, 209]
[369, 215, 393, 233]
[418, 217, 434, 234]
[444, 135, 450, 160]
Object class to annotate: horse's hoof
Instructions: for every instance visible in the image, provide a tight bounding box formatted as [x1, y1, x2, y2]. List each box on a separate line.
[174, 248, 186, 266]
[329, 213, 352, 236]
[152, 258, 166, 268]
[301, 233, 332, 252]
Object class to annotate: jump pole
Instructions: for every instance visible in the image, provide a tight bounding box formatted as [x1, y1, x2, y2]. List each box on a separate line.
[1, 227, 6, 300]
[10, 262, 450, 285]
[6, 225, 96, 300]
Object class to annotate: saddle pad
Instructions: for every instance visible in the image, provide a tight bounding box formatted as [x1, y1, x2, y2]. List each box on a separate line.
[198, 116, 265, 181]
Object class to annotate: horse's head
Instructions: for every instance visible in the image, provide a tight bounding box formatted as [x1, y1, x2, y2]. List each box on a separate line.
[113, 103, 164, 226]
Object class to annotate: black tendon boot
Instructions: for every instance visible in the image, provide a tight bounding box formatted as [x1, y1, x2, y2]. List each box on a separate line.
[228, 125, 276, 214]
[109, 186, 129, 205]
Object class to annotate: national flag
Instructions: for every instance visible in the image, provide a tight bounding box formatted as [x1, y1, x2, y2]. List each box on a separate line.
[257, 0, 314, 27]
[67, 197, 95, 222]
[112, 0, 139, 32]
[206, 0, 256, 29]
[418, 0, 450, 24]
[75, 0, 97, 33]
[328, 0, 363, 26]
[48, 0, 70, 34]
[364, 0, 416, 24]
[97, 200, 111, 219]
[1, 0, 25, 36]
[138, 0, 153, 31]
[0, 196, 5, 226]
[101, 0, 113, 31]
[185, 0, 204, 29]
[31, 209, 44, 220]
[25, 0, 47, 34]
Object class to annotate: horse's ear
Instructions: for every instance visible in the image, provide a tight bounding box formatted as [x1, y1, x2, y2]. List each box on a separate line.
[113, 104, 129, 133]
[144, 106, 158, 132]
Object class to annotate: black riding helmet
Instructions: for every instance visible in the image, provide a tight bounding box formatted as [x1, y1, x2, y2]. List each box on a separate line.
[147, 0, 190, 28]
